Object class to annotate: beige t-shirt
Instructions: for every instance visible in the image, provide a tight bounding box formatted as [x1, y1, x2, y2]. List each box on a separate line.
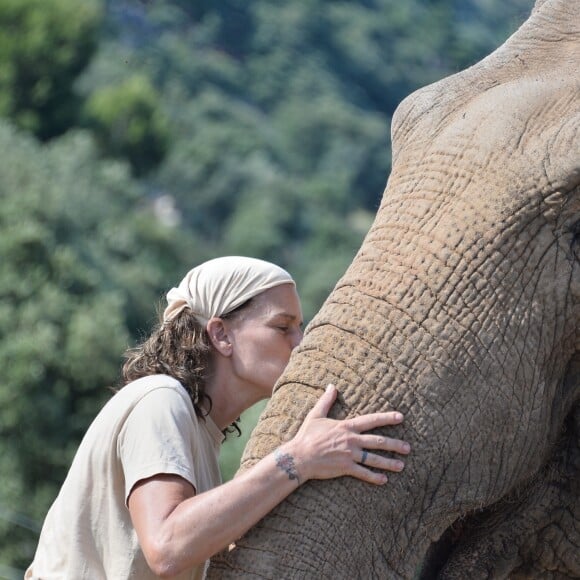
[26, 374, 224, 580]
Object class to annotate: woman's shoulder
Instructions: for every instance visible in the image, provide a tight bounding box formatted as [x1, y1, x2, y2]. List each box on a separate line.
[126, 373, 183, 391]
[120, 374, 191, 405]
[100, 375, 192, 420]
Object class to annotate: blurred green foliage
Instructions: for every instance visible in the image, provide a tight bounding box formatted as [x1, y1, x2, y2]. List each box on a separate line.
[219, 401, 268, 482]
[0, 0, 103, 139]
[82, 74, 170, 175]
[0, 0, 531, 572]
[0, 121, 193, 568]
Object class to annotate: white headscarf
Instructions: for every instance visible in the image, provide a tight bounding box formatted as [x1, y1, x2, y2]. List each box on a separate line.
[163, 256, 295, 325]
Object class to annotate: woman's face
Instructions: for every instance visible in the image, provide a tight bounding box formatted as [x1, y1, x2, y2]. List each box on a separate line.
[225, 283, 304, 399]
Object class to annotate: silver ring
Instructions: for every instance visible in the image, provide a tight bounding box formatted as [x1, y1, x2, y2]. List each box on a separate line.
[360, 449, 368, 465]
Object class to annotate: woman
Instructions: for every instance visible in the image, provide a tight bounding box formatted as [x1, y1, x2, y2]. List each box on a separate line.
[26, 256, 411, 579]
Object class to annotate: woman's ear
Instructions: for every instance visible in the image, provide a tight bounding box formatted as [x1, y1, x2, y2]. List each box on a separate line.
[206, 317, 233, 357]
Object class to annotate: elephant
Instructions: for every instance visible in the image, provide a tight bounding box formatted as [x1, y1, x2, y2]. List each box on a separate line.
[209, 0, 580, 577]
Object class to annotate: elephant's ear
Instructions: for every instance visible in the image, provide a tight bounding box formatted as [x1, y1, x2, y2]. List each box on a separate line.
[437, 404, 580, 578]
[436, 357, 580, 577]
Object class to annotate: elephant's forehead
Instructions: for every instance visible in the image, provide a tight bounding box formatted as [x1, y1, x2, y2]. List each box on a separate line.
[436, 78, 578, 188]
[388, 77, 579, 222]
[452, 78, 572, 139]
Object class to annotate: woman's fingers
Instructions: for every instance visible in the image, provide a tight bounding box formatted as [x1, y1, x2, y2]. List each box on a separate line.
[308, 386, 405, 435]
[350, 463, 389, 486]
[358, 433, 411, 455]
[350, 411, 405, 432]
[306, 383, 338, 419]
[348, 449, 406, 485]
[358, 450, 406, 472]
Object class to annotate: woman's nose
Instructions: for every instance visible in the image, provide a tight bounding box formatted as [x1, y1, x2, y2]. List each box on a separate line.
[291, 328, 304, 349]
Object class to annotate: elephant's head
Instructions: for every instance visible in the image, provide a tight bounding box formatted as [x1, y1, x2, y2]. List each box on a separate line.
[209, 0, 580, 577]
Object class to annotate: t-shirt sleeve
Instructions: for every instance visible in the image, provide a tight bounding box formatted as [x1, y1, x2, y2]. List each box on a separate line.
[118, 387, 198, 503]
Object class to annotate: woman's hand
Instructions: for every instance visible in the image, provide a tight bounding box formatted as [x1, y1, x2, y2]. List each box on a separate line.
[282, 384, 411, 485]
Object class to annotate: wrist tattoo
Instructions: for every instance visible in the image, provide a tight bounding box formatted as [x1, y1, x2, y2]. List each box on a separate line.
[275, 449, 301, 484]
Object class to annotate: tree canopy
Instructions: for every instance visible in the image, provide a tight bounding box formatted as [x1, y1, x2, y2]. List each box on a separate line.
[0, 0, 532, 573]
[0, 0, 102, 139]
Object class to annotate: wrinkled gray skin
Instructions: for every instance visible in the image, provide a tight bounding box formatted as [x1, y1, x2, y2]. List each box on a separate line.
[209, 0, 580, 577]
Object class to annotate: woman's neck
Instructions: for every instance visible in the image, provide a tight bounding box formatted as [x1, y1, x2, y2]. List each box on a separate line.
[204, 370, 266, 431]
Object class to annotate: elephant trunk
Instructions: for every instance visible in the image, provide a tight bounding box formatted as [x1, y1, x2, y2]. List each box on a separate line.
[209, 174, 578, 577]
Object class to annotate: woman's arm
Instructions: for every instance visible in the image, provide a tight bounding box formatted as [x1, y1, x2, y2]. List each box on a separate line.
[128, 384, 410, 578]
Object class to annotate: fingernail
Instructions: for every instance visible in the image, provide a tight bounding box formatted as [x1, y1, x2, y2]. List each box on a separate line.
[403, 443, 411, 453]
[395, 412, 404, 421]
[396, 461, 405, 470]
[381, 475, 388, 484]
[326, 384, 335, 392]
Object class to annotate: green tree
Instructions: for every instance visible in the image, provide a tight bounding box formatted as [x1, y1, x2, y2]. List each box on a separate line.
[0, 0, 103, 139]
[83, 74, 170, 176]
[0, 121, 194, 570]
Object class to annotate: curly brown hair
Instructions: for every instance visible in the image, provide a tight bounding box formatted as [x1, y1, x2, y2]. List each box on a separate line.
[121, 306, 243, 436]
